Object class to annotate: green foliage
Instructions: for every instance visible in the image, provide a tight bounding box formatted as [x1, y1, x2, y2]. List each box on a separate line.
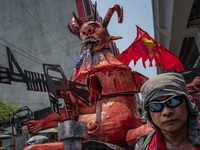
[0, 100, 19, 121]
[0, 99, 20, 133]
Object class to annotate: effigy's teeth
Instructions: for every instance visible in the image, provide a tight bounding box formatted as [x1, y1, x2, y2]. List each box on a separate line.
[81, 38, 98, 45]
[91, 38, 97, 42]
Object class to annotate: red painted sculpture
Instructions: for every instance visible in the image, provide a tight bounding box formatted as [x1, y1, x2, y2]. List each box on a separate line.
[25, 3, 152, 149]
[18, 2, 200, 149]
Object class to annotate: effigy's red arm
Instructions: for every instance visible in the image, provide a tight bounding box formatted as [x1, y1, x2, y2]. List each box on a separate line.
[126, 123, 154, 147]
[132, 71, 149, 92]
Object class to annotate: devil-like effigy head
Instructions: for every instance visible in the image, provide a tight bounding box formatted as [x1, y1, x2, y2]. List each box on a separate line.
[68, 3, 123, 53]
[79, 21, 110, 53]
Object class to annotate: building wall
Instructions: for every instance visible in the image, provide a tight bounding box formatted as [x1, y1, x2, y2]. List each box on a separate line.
[0, 0, 119, 112]
[0, 0, 81, 111]
[152, 0, 200, 73]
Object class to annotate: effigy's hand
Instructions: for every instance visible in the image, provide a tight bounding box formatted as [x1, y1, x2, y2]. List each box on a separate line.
[24, 119, 44, 133]
[24, 108, 71, 133]
[187, 76, 200, 94]
[58, 74, 102, 116]
[58, 90, 79, 118]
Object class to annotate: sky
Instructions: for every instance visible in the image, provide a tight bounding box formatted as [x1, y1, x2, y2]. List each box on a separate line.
[91, 0, 156, 78]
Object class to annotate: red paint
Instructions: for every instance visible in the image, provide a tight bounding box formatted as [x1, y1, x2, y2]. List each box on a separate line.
[76, 0, 86, 18]
[23, 142, 63, 150]
[25, 4, 151, 149]
[126, 123, 154, 146]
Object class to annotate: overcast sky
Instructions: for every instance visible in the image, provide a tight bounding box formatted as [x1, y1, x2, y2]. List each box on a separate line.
[91, 0, 157, 78]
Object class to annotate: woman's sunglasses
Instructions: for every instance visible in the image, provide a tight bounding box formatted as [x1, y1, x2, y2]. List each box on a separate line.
[146, 96, 183, 112]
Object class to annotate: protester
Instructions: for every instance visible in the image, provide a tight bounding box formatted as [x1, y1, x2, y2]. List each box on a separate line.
[10, 144, 15, 150]
[135, 72, 200, 150]
[138, 107, 147, 125]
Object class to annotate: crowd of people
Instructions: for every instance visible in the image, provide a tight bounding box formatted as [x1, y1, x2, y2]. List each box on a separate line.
[0, 144, 15, 150]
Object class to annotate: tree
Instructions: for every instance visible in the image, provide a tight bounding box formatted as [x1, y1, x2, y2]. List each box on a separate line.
[0, 99, 20, 133]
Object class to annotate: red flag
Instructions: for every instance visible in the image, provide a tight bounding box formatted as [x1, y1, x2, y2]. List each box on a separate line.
[117, 25, 184, 72]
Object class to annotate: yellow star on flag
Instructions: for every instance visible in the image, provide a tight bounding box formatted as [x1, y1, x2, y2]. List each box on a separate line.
[144, 38, 156, 50]
[149, 54, 153, 58]
[155, 53, 159, 57]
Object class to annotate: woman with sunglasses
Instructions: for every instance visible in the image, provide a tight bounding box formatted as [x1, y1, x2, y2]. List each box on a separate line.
[135, 72, 200, 150]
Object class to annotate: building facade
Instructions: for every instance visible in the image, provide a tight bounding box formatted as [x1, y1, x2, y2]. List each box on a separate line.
[152, 0, 200, 73]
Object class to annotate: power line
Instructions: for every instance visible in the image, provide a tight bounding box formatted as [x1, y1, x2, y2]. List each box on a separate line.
[0, 43, 72, 77]
[0, 45, 41, 71]
[16, 0, 76, 63]
[0, 38, 44, 64]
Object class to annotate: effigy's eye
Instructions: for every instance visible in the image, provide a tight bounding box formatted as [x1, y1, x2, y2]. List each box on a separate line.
[90, 24, 99, 28]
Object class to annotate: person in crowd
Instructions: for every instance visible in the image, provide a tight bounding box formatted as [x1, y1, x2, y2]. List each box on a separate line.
[138, 107, 147, 125]
[135, 72, 200, 150]
[10, 144, 15, 150]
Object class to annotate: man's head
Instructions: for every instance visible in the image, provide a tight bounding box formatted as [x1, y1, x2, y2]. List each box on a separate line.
[141, 73, 198, 130]
[147, 95, 189, 133]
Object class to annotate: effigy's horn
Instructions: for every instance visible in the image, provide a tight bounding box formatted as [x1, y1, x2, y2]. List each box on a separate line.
[72, 10, 83, 27]
[67, 10, 83, 35]
[93, 1, 97, 21]
[102, 4, 123, 28]
[67, 22, 74, 34]
[68, 17, 80, 35]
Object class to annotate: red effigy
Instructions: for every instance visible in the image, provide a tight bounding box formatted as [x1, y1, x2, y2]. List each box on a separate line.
[25, 3, 181, 149]
[67, 3, 149, 147]
[24, 2, 200, 149]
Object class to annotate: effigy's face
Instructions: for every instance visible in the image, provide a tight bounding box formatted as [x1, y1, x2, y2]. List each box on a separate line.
[80, 21, 109, 53]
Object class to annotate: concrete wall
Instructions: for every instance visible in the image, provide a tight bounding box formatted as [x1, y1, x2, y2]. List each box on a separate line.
[0, 0, 81, 111]
[152, 0, 200, 73]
